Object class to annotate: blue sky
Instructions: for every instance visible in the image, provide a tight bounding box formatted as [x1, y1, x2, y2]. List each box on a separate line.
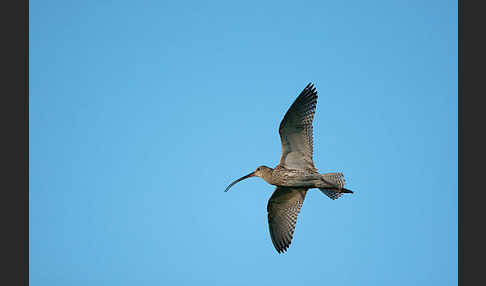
[30, 1, 457, 285]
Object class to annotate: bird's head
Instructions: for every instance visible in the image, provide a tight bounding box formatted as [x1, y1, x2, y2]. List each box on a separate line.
[254, 165, 273, 178]
[224, 165, 273, 192]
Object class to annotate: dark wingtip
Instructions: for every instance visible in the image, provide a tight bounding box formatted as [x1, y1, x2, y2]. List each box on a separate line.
[303, 82, 317, 97]
[274, 241, 291, 254]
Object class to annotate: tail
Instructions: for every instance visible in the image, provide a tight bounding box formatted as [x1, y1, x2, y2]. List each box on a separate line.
[319, 187, 354, 200]
[318, 172, 353, 200]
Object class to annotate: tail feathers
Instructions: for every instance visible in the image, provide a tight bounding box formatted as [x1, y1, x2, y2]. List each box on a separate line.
[319, 172, 353, 200]
[321, 173, 346, 189]
[319, 188, 354, 200]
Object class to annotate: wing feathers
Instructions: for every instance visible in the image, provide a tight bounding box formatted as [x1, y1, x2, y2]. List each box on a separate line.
[267, 187, 308, 253]
[279, 83, 318, 170]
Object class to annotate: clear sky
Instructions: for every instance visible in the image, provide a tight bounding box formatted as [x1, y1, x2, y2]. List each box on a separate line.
[30, 1, 457, 285]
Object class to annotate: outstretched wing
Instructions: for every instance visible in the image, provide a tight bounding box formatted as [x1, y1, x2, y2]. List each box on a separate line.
[279, 83, 318, 170]
[267, 187, 308, 254]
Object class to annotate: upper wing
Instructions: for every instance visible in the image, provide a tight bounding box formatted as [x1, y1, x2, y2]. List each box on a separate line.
[267, 187, 308, 254]
[279, 83, 318, 170]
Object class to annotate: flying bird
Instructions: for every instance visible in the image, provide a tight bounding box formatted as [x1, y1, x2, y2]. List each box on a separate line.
[224, 83, 354, 254]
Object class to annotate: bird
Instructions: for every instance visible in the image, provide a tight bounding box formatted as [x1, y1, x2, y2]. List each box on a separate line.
[224, 82, 354, 254]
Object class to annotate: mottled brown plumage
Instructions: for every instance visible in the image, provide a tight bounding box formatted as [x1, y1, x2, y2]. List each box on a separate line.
[225, 83, 354, 254]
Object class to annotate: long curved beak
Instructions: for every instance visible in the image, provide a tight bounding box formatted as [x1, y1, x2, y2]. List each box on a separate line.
[224, 171, 256, 192]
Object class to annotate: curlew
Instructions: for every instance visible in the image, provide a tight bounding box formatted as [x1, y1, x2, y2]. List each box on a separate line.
[224, 83, 354, 254]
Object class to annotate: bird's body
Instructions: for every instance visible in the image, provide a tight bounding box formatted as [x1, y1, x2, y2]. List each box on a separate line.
[270, 166, 323, 188]
[225, 83, 354, 253]
[252, 165, 344, 189]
